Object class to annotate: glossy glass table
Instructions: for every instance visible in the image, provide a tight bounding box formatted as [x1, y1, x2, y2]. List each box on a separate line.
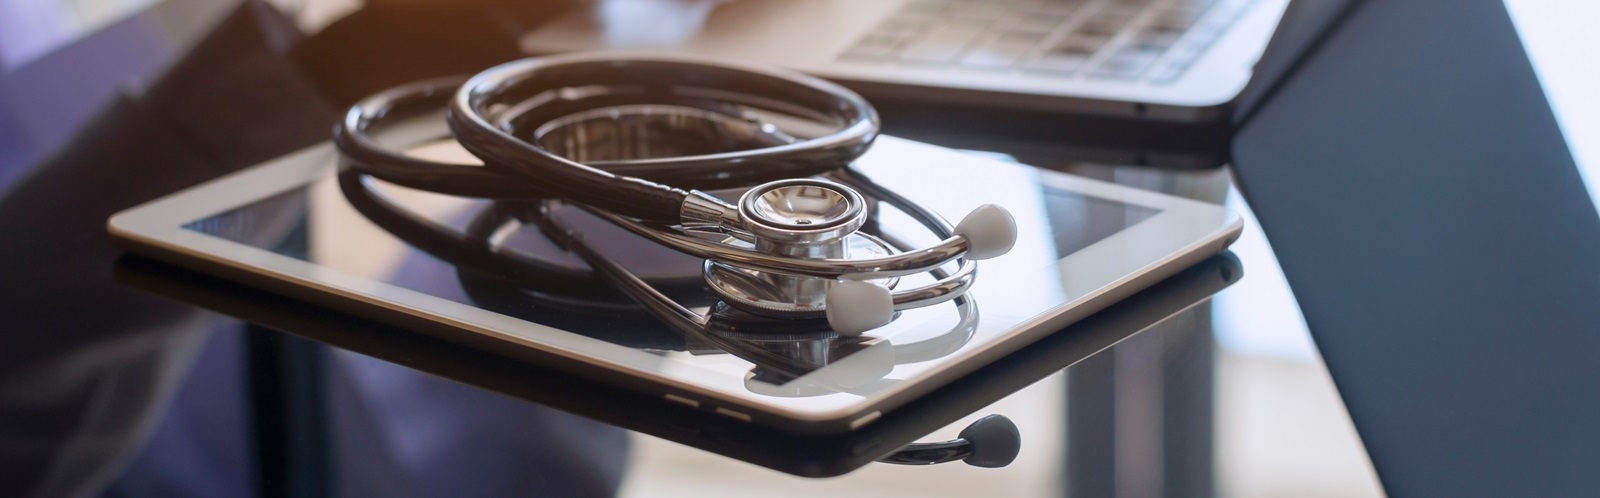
[16, 0, 1596, 495]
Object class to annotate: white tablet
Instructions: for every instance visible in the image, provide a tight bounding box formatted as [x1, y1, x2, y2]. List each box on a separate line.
[109, 135, 1240, 434]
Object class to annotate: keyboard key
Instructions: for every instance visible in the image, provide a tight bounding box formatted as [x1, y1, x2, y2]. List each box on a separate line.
[960, 39, 1036, 69]
[858, 32, 909, 47]
[1025, 53, 1089, 74]
[1076, 13, 1134, 37]
[1147, 62, 1187, 83]
[1186, 18, 1230, 44]
[997, 28, 1047, 44]
[1053, 34, 1111, 55]
[963, 3, 1012, 20]
[840, 42, 900, 61]
[948, 16, 996, 29]
[1148, 8, 1208, 30]
[940, 0, 982, 14]
[1098, 0, 1153, 16]
[1033, 0, 1084, 16]
[1207, 0, 1255, 22]
[1125, 30, 1181, 51]
[899, 25, 984, 65]
[879, 16, 933, 36]
[1113, 45, 1165, 61]
[842, 0, 1256, 77]
[1163, 38, 1210, 65]
[1009, 13, 1068, 34]
[904, 0, 954, 15]
[1090, 47, 1161, 79]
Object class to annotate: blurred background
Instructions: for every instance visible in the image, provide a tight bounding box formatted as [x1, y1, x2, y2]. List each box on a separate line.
[1, 1, 1595, 497]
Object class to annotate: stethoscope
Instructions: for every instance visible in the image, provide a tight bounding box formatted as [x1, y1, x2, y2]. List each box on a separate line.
[333, 52, 1021, 467]
[335, 52, 1018, 335]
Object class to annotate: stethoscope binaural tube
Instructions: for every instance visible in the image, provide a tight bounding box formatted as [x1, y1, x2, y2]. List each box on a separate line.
[334, 73, 844, 198]
[447, 53, 878, 223]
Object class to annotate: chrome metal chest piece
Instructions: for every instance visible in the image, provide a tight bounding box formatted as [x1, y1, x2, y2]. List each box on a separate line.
[741, 179, 866, 252]
[706, 179, 902, 324]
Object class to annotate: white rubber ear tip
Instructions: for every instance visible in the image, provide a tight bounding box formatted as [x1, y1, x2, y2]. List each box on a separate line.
[825, 280, 894, 336]
[954, 204, 1018, 260]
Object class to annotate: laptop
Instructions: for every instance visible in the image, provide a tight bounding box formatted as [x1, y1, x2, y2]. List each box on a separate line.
[521, 0, 1290, 132]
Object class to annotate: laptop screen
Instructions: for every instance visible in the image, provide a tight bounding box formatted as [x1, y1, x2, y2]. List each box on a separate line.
[1229, 0, 1600, 495]
[1229, 0, 1360, 126]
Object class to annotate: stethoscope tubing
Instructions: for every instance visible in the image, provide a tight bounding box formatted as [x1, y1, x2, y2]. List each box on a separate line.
[581, 205, 975, 279]
[335, 72, 977, 281]
[446, 53, 879, 223]
[336, 168, 707, 304]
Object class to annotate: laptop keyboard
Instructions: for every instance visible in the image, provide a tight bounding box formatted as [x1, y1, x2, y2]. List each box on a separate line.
[837, 0, 1258, 84]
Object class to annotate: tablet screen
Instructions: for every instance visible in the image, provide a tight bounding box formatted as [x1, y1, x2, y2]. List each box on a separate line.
[185, 170, 1153, 381]
[138, 137, 1224, 419]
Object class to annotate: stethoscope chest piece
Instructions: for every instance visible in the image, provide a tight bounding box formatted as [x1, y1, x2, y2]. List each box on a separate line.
[739, 178, 866, 248]
[704, 178, 901, 322]
[704, 234, 899, 319]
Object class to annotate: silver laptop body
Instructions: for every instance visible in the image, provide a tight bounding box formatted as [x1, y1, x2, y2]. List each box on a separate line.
[522, 0, 1288, 123]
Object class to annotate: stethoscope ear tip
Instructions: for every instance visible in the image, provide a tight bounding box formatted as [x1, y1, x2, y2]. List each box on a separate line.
[959, 414, 1022, 468]
[825, 280, 894, 336]
[955, 204, 1018, 260]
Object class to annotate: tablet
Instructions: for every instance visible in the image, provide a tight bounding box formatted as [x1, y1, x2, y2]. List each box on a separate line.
[108, 135, 1240, 434]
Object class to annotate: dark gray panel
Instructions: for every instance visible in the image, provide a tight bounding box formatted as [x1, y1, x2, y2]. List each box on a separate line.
[1231, 0, 1600, 496]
